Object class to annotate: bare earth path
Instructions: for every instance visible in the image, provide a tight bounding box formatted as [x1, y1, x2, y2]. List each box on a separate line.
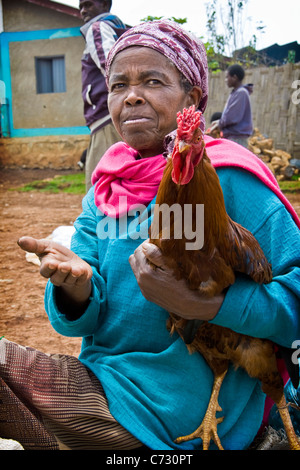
[0, 169, 83, 356]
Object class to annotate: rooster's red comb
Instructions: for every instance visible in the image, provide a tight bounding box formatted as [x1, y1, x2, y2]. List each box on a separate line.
[176, 105, 202, 140]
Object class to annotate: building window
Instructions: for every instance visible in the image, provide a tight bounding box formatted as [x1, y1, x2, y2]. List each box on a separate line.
[35, 56, 66, 94]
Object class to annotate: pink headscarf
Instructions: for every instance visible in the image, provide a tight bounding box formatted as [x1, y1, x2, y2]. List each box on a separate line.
[105, 19, 208, 131]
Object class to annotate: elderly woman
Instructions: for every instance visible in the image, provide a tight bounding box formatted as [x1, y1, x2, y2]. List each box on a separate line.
[2, 20, 300, 451]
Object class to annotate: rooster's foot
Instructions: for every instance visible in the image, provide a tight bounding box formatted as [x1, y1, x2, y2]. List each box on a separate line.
[276, 395, 300, 450]
[175, 401, 224, 450]
[175, 370, 227, 450]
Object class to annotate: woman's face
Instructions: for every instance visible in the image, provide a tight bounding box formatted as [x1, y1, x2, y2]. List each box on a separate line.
[108, 47, 200, 158]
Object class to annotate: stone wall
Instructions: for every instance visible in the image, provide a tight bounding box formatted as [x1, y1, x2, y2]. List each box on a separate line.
[205, 62, 300, 159]
[0, 135, 90, 169]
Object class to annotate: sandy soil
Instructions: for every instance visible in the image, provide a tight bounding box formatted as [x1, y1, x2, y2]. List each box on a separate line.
[0, 168, 83, 356]
[0, 167, 299, 357]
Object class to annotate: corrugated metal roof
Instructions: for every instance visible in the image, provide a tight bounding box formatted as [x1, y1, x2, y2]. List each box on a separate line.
[23, 0, 81, 19]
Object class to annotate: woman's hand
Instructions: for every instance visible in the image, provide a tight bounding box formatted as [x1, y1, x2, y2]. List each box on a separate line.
[18, 236, 93, 311]
[129, 240, 224, 321]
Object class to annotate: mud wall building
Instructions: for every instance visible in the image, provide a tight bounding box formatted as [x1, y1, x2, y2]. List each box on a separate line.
[0, 0, 89, 168]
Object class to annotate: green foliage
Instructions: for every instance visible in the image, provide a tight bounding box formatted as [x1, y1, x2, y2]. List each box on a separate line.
[279, 177, 300, 193]
[140, 14, 223, 72]
[205, 0, 248, 55]
[140, 5, 266, 70]
[288, 50, 296, 63]
[201, 38, 226, 72]
[140, 16, 187, 25]
[205, 0, 266, 67]
[13, 173, 86, 194]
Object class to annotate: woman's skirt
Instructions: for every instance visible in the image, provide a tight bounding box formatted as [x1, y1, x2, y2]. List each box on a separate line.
[0, 338, 143, 450]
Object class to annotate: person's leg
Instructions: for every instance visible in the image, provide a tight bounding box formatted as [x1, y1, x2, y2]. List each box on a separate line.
[0, 338, 142, 450]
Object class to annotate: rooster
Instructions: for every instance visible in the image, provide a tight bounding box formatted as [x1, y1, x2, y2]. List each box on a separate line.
[149, 105, 300, 450]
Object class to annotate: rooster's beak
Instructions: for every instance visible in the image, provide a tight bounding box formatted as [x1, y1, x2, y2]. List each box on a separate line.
[178, 140, 191, 153]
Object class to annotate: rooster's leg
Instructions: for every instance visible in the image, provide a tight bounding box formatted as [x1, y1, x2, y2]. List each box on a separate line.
[234, 337, 300, 450]
[275, 394, 300, 450]
[175, 369, 227, 450]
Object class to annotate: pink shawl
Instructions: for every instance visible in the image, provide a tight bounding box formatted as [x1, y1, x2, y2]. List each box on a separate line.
[91, 142, 166, 218]
[91, 137, 300, 229]
[205, 136, 300, 229]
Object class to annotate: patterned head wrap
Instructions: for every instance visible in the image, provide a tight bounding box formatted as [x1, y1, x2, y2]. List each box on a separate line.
[105, 19, 209, 116]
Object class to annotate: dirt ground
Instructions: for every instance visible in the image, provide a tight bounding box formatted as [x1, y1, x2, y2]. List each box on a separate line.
[0, 167, 300, 358]
[0, 168, 83, 356]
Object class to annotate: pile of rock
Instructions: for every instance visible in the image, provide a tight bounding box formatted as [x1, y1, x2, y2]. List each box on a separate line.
[248, 129, 295, 181]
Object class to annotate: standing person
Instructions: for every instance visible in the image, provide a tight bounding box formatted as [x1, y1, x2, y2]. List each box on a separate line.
[214, 64, 253, 148]
[79, 0, 127, 190]
[1, 20, 299, 451]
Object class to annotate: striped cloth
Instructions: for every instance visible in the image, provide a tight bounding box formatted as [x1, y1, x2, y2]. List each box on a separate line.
[0, 338, 143, 450]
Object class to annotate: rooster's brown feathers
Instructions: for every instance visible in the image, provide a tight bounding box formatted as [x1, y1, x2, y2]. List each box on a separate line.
[148, 105, 299, 449]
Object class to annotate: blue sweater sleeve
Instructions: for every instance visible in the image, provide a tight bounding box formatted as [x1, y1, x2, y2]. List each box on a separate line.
[211, 168, 300, 347]
[44, 188, 107, 338]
